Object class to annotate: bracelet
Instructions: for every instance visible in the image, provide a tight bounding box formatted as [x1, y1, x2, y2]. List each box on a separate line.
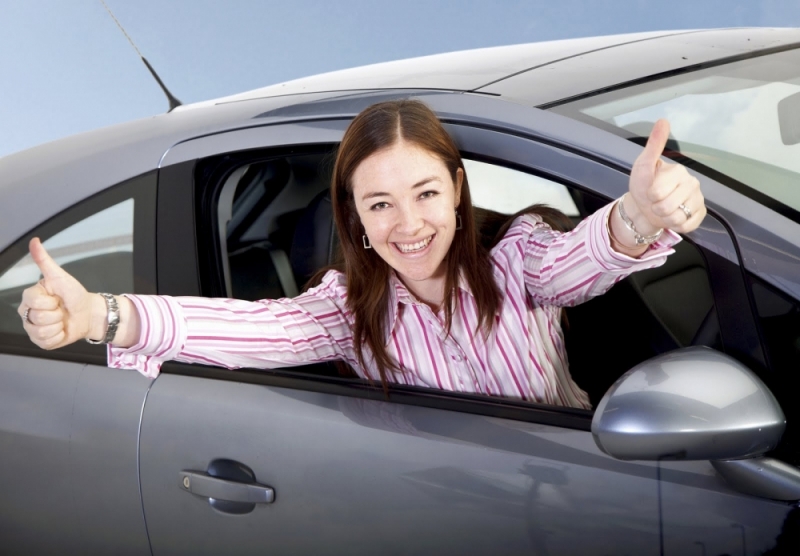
[85, 293, 120, 345]
[617, 194, 663, 246]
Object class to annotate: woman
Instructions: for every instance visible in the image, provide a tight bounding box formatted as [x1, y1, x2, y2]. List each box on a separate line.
[18, 100, 704, 409]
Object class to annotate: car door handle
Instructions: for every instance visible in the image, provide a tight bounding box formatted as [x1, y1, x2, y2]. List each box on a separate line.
[179, 470, 275, 504]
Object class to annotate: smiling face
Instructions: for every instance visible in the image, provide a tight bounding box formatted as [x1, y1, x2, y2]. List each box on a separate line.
[351, 140, 463, 306]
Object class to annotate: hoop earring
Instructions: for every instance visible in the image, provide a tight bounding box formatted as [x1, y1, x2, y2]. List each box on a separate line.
[362, 235, 372, 249]
[455, 211, 462, 231]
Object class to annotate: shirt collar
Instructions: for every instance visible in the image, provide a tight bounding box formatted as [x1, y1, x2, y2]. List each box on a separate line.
[384, 269, 473, 343]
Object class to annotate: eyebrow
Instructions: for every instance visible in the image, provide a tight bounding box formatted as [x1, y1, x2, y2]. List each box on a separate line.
[361, 176, 441, 201]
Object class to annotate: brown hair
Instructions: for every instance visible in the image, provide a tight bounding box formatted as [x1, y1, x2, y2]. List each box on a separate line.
[320, 99, 572, 388]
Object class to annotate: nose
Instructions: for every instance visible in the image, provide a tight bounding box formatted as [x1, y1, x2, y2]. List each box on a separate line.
[395, 203, 424, 236]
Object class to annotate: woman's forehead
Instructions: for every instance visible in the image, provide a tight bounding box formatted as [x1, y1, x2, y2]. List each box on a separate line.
[351, 141, 450, 195]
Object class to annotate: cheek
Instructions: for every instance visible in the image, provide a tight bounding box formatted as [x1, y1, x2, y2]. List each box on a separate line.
[361, 213, 394, 241]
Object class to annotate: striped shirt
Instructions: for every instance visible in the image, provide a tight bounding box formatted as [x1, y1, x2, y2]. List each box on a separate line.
[109, 202, 679, 409]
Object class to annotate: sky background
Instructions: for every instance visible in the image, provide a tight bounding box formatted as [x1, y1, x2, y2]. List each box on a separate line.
[1, 0, 799, 158]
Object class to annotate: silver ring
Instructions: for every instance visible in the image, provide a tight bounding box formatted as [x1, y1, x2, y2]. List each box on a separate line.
[679, 203, 692, 221]
[23, 307, 33, 325]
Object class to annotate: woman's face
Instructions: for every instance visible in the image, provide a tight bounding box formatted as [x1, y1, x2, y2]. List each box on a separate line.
[351, 140, 463, 302]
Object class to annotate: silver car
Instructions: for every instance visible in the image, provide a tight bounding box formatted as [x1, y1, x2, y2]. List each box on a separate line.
[2, 28, 799, 555]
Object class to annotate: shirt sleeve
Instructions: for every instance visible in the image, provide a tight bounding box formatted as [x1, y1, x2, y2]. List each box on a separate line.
[107, 270, 356, 379]
[496, 202, 681, 308]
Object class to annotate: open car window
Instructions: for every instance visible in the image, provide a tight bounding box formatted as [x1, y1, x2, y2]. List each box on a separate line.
[198, 146, 722, 411]
[0, 172, 156, 363]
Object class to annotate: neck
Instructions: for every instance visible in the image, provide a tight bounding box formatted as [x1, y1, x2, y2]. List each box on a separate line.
[400, 275, 447, 314]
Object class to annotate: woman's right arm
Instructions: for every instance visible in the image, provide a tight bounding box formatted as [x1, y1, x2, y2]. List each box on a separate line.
[20, 238, 142, 350]
[20, 238, 356, 378]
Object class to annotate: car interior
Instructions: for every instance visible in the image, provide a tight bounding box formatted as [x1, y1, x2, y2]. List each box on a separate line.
[208, 149, 723, 407]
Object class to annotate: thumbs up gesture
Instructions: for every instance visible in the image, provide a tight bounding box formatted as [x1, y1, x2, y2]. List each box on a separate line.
[625, 119, 706, 236]
[18, 238, 97, 349]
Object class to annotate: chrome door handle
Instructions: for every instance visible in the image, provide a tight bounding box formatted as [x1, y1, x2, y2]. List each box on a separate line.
[179, 471, 275, 504]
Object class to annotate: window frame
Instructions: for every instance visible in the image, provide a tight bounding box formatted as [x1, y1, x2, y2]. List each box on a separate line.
[156, 121, 763, 431]
[0, 171, 157, 365]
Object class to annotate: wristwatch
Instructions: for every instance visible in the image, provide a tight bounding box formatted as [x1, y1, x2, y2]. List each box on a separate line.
[85, 293, 120, 345]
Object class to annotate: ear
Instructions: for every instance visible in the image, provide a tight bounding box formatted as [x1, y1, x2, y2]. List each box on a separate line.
[454, 168, 463, 207]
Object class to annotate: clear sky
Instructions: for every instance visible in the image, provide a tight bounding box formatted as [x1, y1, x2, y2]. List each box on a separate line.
[1, 0, 798, 158]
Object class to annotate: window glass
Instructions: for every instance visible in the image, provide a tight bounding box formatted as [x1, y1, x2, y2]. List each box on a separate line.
[553, 48, 800, 218]
[0, 200, 134, 335]
[749, 277, 800, 465]
[464, 159, 579, 216]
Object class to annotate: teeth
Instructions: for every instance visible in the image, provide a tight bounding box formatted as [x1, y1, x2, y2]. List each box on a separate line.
[396, 236, 432, 253]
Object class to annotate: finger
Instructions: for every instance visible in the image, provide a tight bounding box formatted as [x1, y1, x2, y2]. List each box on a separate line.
[23, 320, 65, 347]
[668, 193, 707, 234]
[646, 162, 685, 203]
[637, 119, 671, 168]
[25, 307, 66, 327]
[21, 284, 60, 311]
[29, 238, 65, 283]
[651, 175, 700, 220]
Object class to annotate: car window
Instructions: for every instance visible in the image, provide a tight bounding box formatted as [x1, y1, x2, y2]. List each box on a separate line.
[464, 159, 579, 216]
[0, 200, 134, 337]
[193, 146, 722, 411]
[551, 46, 800, 222]
[749, 275, 800, 466]
[0, 172, 156, 361]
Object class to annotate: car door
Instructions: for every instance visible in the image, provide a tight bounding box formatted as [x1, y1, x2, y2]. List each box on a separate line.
[0, 173, 157, 555]
[138, 92, 792, 555]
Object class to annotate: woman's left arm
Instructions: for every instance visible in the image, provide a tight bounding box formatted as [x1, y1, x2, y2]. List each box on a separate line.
[512, 119, 703, 307]
[608, 119, 706, 257]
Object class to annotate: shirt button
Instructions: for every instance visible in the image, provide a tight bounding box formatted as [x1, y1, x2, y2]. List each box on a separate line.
[451, 354, 463, 362]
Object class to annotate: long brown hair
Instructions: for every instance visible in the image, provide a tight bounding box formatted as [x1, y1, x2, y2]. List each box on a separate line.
[323, 99, 571, 388]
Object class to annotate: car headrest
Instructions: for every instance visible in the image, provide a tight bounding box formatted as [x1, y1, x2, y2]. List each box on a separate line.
[290, 188, 339, 288]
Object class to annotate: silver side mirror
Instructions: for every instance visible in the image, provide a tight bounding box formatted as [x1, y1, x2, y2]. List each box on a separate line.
[592, 346, 785, 461]
[593, 347, 800, 500]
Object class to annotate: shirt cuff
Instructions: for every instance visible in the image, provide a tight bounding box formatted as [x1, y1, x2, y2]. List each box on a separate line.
[587, 201, 681, 272]
[107, 294, 187, 379]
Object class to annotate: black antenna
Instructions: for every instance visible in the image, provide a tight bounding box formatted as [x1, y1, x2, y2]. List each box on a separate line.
[99, 0, 182, 112]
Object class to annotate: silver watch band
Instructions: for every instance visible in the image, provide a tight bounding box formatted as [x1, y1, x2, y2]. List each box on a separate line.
[85, 293, 120, 345]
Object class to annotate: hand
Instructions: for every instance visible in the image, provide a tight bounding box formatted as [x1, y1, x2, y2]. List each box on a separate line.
[18, 238, 98, 349]
[627, 119, 706, 235]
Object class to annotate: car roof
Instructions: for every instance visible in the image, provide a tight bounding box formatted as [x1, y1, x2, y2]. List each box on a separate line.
[178, 27, 800, 110]
[3, 27, 799, 250]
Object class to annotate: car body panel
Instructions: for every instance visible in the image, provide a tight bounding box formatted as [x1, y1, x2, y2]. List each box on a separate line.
[0, 355, 151, 554]
[139, 374, 665, 556]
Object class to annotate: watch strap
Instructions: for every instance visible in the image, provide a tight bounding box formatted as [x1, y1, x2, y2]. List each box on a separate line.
[85, 293, 120, 345]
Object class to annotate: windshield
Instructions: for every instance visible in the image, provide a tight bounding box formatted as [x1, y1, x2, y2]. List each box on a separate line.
[552, 47, 800, 221]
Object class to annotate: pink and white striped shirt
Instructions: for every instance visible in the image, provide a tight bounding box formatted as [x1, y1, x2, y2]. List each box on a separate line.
[109, 202, 679, 409]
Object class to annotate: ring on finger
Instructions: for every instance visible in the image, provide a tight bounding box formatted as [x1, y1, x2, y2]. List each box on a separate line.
[23, 307, 34, 325]
[678, 203, 692, 221]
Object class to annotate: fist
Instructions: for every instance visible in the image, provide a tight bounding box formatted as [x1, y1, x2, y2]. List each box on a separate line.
[18, 238, 95, 349]
[628, 119, 706, 234]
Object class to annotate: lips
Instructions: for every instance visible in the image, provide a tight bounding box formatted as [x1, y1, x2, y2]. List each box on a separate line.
[394, 234, 434, 253]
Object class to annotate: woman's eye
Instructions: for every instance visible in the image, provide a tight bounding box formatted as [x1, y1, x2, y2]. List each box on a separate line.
[419, 190, 438, 200]
[370, 202, 390, 211]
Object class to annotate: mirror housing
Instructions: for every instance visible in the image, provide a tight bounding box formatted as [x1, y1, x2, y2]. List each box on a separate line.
[592, 347, 785, 461]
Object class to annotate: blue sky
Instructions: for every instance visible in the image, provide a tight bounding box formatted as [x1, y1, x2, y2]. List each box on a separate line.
[1, 0, 798, 157]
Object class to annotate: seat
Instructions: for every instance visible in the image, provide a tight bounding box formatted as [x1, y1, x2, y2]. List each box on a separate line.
[289, 189, 339, 291]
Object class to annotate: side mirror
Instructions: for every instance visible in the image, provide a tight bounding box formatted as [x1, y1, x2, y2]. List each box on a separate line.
[592, 347, 784, 461]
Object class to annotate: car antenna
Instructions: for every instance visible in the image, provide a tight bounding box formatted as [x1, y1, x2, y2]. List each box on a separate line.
[99, 0, 182, 112]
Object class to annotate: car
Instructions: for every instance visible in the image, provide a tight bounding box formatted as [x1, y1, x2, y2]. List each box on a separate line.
[1, 27, 799, 555]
